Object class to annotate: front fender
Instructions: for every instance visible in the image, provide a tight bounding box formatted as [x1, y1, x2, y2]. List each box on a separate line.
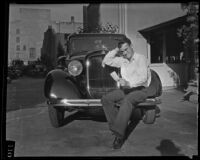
[44, 69, 81, 100]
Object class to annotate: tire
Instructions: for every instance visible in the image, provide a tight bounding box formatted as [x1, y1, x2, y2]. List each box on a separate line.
[48, 105, 64, 128]
[142, 109, 156, 124]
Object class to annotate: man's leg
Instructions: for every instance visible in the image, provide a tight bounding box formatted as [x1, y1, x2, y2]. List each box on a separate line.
[111, 90, 148, 137]
[101, 89, 125, 130]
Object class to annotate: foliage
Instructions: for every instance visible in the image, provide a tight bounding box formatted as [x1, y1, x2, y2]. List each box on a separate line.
[23, 61, 47, 78]
[78, 22, 119, 34]
[40, 26, 56, 71]
[57, 41, 65, 58]
[177, 2, 199, 80]
[35, 58, 42, 65]
[11, 59, 24, 67]
[177, 2, 199, 47]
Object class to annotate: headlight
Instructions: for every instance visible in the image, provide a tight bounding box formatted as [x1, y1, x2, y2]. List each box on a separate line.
[68, 60, 83, 76]
[50, 93, 57, 99]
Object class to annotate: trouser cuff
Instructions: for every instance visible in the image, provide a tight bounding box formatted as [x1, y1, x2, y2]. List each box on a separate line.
[110, 127, 124, 138]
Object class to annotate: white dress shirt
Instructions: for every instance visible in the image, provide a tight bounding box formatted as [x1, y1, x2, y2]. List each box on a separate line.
[102, 48, 151, 88]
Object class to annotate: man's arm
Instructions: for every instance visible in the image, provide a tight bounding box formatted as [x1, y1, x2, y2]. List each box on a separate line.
[102, 48, 125, 68]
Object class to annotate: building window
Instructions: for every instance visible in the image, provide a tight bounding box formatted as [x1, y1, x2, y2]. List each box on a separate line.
[16, 45, 20, 51]
[23, 45, 26, 51]
[16, 29, 20, 34]
[16, 52, 20, 59]
[16, 37, 20, 43]
[29, 48, 36, 59]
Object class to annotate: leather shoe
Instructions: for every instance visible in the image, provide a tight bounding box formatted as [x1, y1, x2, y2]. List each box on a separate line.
[113, 136, 125, 149]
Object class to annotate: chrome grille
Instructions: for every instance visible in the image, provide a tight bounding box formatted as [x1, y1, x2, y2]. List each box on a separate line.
[87, 54, 119, 98]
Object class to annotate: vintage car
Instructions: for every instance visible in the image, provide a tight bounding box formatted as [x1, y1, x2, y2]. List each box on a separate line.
[44, 33, 162, 128]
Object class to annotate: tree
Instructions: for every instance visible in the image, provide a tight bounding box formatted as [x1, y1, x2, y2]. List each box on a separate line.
[57, 41, 65, 58]
[177, 2, 199, 80]
[177, 2, 199, 46]
[40, 26, 56, 71]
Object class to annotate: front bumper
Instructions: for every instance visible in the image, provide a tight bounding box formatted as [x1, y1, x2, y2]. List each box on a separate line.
[47, 98, 161, 108]
[47, 99, 102, 107]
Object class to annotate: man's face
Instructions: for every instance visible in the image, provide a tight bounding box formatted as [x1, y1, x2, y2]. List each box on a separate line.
[119, 43, 133, 61]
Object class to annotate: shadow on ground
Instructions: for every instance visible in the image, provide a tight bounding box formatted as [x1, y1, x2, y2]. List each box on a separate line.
[63, 111, 107, 125]
[156, 139, 186, 156]
[61, 109, 140, 141]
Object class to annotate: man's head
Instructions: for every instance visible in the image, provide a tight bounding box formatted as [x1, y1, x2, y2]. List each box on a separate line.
[118, 37, 134, 61]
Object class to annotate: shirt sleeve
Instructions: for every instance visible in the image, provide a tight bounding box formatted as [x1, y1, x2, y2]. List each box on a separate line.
[102, 48, 126, 68]
[129, 55, 149, 87]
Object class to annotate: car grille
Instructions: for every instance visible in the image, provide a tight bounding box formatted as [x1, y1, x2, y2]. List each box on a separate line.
[87, 54, 119, 98]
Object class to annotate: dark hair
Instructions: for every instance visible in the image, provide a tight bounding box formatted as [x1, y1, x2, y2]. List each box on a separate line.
[118, 37, 131, 49]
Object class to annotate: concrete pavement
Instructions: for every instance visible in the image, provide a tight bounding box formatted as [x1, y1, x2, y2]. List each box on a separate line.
[6, 89, 198, 157]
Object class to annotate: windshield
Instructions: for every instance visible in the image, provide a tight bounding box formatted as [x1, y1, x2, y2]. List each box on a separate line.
[69, 35, 124, 54]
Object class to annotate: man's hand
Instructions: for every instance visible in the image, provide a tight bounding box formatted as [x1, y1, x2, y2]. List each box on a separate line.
[118, 78, 130, 88]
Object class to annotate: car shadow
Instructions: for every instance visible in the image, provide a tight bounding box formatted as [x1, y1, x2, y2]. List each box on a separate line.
[62, 109, 141, 141]
[156, 139, 186, 156]
[62, 110, 107, 126]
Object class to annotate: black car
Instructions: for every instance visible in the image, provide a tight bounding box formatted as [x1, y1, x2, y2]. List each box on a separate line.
[44, 33, 162, 128]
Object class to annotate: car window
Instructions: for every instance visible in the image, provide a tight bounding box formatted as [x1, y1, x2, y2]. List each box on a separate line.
[70, 36, 122, 54]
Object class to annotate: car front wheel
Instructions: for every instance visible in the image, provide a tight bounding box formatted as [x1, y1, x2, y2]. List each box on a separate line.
[142, 108, 156, 124]
[48, 105, 64, 128]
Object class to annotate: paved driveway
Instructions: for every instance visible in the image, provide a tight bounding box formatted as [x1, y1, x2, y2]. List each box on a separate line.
[6, 88, 198, 157]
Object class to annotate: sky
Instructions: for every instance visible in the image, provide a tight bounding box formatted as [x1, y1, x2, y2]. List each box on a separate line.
[9, 3, 185, 25]
[9, 4, 86, 22]
[8, 3, 186, 56]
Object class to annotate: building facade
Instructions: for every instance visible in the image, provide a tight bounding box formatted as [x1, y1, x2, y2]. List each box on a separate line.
[52, 16, 83, 34]
[8, 8, 51, 65]
[8, 8, 83, 65]
[8, 20, 21, 65]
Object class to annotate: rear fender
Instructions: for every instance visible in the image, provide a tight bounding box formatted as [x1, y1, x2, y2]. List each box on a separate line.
[44, 69, 81, 100]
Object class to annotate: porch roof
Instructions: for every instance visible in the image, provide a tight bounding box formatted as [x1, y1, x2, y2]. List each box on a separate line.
[138, 15, 187, 39]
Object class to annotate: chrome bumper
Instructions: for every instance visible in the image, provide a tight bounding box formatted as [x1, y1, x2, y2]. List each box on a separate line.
[47, 98, 161, 108]
[48, 99, 102, 107]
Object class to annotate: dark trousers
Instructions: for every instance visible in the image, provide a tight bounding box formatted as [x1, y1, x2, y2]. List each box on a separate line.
[101, 82, 158, 137]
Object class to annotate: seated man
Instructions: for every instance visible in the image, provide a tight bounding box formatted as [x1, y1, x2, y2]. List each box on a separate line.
[101, 37, 161, 149]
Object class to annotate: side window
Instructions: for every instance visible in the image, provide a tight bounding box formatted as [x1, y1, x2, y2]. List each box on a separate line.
[16, 52, 20, 59]
[16, 45, 20, 51]
[16, 37, 20, 43]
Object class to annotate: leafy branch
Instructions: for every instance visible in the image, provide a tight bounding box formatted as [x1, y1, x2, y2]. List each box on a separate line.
[177, 2, 199, 47]
[77, 23, 119, 33]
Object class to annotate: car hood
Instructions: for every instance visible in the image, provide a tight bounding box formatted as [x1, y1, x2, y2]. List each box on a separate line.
[69, 49, 107, 60]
